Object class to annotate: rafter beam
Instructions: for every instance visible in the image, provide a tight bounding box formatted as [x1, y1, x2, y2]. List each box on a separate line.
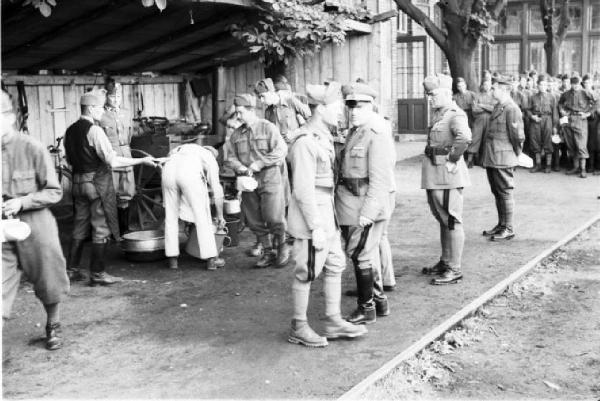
[126, 31, 236, 71]
[197, 54, 257, 75]
[28, 5, 181, 70]
[165, 44, 246, 73]
[81, 13, 243, 72]
[3, 0, 128, 60]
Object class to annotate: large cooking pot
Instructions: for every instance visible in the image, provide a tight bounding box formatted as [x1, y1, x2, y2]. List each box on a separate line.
[120, 230, 187, 262]
[223, 198, 241, 215]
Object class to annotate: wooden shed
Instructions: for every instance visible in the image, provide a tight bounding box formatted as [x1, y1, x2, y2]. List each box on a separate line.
[1, 0, 398, 148]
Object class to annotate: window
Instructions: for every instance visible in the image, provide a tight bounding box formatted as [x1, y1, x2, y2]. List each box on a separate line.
[529, 3, 583, 34]
[397, 41, 425, 98]
[591, 2, 600, 30]
[397, 11, 408, 34]
[591, 38, 600, 78]
[558, 38, 582, 75]
[489, 42, 521, 75]
[529, 42, 546, 75]
[495, 5, 522, 35]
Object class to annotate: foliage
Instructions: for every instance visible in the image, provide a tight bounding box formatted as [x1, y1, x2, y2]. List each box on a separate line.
[16, 0, 167, 17]
[229, 0, 372, 66]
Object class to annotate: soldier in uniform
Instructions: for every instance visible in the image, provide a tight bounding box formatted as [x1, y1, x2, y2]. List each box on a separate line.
[511, 75, 531, 155]
[420, 74, 472, 285]
[481, 76, 525, 241]
[527, 75, 558, 173]
[453, 77, 476, 128]
[2, 90, 69, 350]
[559, 76, 595, 178]
[582, 75, 599, 174]
[225, 94, 289, 268]
[64, 90, 155, 285]
[286, 82, 367, 347]
[336, 83, 396, 325]
[99, 79, 135, 234]
[467, 79, 495, 168]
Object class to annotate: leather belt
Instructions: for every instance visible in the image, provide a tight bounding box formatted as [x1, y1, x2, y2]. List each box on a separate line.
[338, 177, 369, 196]
[424, 145, 450, 157]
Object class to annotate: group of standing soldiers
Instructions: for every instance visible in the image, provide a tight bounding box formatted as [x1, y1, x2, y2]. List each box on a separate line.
[453, 71, 599, 178]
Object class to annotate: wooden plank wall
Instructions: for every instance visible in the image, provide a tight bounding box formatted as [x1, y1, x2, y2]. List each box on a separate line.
[2, 77, 184, 148]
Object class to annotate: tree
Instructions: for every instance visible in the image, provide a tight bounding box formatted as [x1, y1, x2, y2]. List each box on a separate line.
[393, 0, 507, 90]
[540, 0, 571, 76]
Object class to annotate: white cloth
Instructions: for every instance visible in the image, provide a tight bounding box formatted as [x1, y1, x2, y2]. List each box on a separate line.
[161, 145, 222, 259]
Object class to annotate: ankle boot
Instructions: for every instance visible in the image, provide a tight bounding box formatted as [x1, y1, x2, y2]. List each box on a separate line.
[580, 159, 587, 178]
[323, 315, 367, 339]
[346, 268, 376, 325]
[288, 319, 328, 347]
[66, 239, 86, 281]
[89, 242, 123, 286]
[117, 207, 130, 235]
[544, 154, 552, 173]
[566, 158, 579, 175]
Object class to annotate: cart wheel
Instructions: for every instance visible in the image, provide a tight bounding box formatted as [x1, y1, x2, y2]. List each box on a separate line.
[130, 149, 164, 231]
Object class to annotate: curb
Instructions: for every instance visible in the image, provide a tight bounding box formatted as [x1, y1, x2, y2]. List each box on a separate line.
[338, 213, 600, 401]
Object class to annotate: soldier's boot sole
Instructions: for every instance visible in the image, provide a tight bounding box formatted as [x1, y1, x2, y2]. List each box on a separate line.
[287, 335, 328, 348]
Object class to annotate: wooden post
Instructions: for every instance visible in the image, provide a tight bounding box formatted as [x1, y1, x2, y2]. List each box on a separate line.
[213, 66, 226, 141]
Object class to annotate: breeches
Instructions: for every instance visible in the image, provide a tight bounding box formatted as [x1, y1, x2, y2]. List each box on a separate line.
[72, 177, 110, 242]
[563, 119, 589, 158]
[341, 222, 385, 271]
[292, 233, 345, 282]
[529, 116, 553, 154]
[426, 188, 464, 229]
[112, 169, 135, 209]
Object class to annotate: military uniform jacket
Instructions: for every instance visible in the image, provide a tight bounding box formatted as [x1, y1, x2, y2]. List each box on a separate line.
[335, 114, 396, 225]
[264, 91, 311, 143]
[99, 108, 132, 173]
[527, 91, 558, 125]
[472, 91, 495, 115]
[453, 91, 476, 112]
[510, 87, 530, 112]
[421, 102, 472, 190]
[225, 119, 287, 172]
[558, 89, 595, 116]
[287, 120, 337, 239]
[481, 98, 525, 168]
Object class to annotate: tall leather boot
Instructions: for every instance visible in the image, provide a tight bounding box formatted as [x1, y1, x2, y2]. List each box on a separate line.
[346, 268, 376, 325]
[117, 207, 130, 235]
[89, 242, 123, 286]
[552, 148, 561, 171]
[530, 153, 542, 173]
[579, 158, 587, 178]
[544, 154, 552, 173]
[66, 239, 86, 281]
[566, 157, 579, 175]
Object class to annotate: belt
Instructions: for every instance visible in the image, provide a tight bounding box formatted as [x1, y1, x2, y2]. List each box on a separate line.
[424, 146, 450, 157]
[338, 177, 369, 196]
[569, 112, 586, 117]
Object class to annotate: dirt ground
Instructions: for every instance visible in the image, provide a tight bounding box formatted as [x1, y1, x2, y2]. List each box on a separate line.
[363, 223, 600, 400]
[2, 148, 599, 399]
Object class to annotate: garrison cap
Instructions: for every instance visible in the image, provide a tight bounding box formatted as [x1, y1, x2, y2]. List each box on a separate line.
[537, 74, 547, 83]
[570, 76, 581, 84]
[273, 75, 291, 91]
[422, 73, 452, 93]
[306, 81, 342, 105]
[233, 94, 257, 108]
[254, 78, 275, 94]
[1, 90, 13, 113]
[80, 89, 107, 107]
[582, 74, 591, 82]
[343, 82, 377, 101]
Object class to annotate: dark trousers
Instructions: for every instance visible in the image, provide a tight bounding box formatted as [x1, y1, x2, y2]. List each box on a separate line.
[486, 167, 515, 230]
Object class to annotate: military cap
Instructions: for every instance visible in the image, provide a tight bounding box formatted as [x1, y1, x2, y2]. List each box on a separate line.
[422, 74, 452, 93]
[456, 77, 466, 84]
[273, 75, 291, 91]
[570, 76, 581, 84]
[528, 69, 537, 78]
[492, 74, 512, 87]
[233, 94, 257, 108]
[218, 104, 237, 126]
[105, 81, 122, 96]
[306, 81, 342, 105]
[537, 74, 547, 83]
[254, 78, 275, 95]
[81, 89, 107, 107]
[582, 74, 591, 82]
[343, 82, 377, 101]
[1, 90, 13, 113]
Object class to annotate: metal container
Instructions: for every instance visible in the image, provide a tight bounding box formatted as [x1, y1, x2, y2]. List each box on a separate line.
[120, 230, 187, 262]
[223, 199, 241, 215]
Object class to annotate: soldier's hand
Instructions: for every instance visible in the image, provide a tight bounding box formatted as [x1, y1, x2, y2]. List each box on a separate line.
[358, 216, 373, 227]
[2, 198, 23, 217]
[445, 161, 458, 174]
[249, 162, 261, 173]
[142, 156, 157, 167]
[237, 166, 249, 176]
[311, 227, 326, 251]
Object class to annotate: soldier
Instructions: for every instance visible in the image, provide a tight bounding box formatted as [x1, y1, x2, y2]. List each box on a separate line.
[552, 75, 570, 171]
[336, 83, 396, 325]
[582, 75, 599, 174]
[2, 90, 69, 350]
[467, 79, 495, 168]
[225, 94, 289, 268]
[587, 79, 600, 175]
[421, 74, 472, 285]
[99, 79, 135, 234]
[511, 75, 531, 155]
[287, 82, 367, 347]
[527, 75, 558, 173]
[64, 90, 155, 285]
[481, 76, 525, 241]
[559, 76, 595, 178]
[453, 77, 476, 128]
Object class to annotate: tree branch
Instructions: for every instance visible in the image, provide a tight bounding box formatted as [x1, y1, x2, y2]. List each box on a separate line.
[490, 0, 508, 20]
[393, 0, 448, 52]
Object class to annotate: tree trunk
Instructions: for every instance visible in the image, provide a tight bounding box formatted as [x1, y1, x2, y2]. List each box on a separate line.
[544, 38, 562, 76]
[445, 32, 479, 91]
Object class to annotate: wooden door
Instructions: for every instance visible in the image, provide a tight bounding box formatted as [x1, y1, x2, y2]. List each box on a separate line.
[396, 37, 428, 135]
